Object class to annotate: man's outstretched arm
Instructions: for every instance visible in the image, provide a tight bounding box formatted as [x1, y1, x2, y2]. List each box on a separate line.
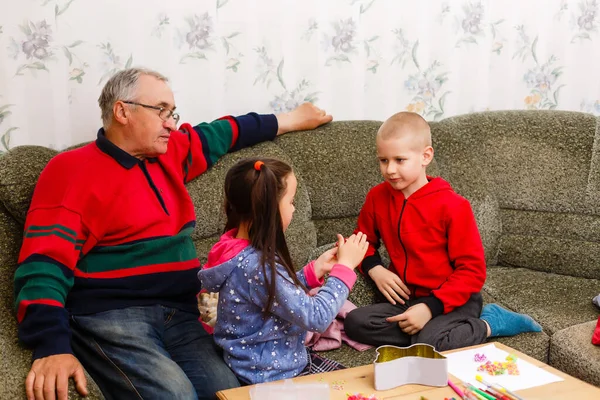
[169, 102, 332, 183]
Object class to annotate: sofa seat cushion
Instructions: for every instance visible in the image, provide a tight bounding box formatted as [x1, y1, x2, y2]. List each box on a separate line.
[482, 288, 550, 362]
[484, 266, 599, 334]
[550, 320, 600, 387]
[488, 332, 550, 363]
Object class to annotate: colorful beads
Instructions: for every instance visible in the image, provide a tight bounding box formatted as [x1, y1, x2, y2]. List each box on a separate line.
[346, 394, 379, 400]
[476, 353, 520, 376]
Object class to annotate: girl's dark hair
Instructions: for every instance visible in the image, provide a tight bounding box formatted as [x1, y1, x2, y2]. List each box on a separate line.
[223, 158, 305, 313]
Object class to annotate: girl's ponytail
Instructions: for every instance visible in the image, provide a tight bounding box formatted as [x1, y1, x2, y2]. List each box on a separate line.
[224, 158, 305, 313]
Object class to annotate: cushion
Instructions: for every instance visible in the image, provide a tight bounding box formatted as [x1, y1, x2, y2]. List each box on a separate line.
[550, 320, 600, 387]
[0, 146, 57, 223]
[432, 111, 600, 213]
[274, 122, 382, 220]
[498, 209, 600, 279]
[483, 266, 600, 334]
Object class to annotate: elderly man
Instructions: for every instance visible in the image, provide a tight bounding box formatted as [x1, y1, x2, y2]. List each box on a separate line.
[14, 67, 332, 400]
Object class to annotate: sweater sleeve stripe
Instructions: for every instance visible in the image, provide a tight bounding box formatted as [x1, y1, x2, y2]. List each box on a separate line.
[24, 223, 79, 245]
[179, 124, 208, 183]
[17, 299, 64, 323]
[26, 224, 77, 237]
[218, 116, 239, 149]
[15, 258, 74, 322]
[177, 114, 276, 182]
[179, 121, 233, 183]
[193, 120, 234, 166]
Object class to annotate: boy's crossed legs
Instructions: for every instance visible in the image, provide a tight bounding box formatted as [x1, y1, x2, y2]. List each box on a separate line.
[345, 293, 487, 351]
[345, 294, 543, 351]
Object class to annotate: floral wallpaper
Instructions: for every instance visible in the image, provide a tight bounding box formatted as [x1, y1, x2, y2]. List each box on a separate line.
[0, 0, 599, 150]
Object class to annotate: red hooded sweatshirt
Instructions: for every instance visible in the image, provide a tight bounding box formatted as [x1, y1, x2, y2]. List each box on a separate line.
[356, 177, 486, 317]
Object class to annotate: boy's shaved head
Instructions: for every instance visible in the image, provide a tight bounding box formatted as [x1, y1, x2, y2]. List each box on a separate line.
[377, 112, 432, 150]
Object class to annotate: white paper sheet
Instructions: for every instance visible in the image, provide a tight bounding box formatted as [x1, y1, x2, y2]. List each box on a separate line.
[445, 344, 563, 391]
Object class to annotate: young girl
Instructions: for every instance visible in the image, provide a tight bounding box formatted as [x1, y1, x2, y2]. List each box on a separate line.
[198, 158, 368, 384]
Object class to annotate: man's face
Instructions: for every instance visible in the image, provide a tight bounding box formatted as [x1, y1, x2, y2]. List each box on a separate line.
[125, 75, 177, 158]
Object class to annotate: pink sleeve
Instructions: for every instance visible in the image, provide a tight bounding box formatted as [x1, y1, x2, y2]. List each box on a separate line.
[303, 260, 324, 288]
[329, 264, 357, 289]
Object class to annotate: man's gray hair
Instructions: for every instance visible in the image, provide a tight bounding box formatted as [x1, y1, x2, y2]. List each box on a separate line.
[98, 67, 169, 128]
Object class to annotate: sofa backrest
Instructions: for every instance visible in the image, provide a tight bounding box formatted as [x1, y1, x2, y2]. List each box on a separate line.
[431, 111, 600, 279]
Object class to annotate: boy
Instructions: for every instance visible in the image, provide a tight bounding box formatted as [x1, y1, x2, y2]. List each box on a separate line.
[344, 112, 541, 351]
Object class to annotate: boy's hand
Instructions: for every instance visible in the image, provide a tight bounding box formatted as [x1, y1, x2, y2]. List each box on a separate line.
[336, 232, 369, 270]
[386, 303, 432, 335]
[314, 246, 338, 279]
[368, 265, 410, 305]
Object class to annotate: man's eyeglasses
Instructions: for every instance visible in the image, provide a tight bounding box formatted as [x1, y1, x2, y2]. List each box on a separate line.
[122, 101, 180, 124]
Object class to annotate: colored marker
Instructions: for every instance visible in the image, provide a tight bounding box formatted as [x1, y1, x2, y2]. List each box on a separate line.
[467, 385, 496, 400]
[483, 389, 503, 399]
[475, 375, 524, 400]
[484, 386, 512, 400]
[448, 379, 466, 400]
[464, 388, 487, 400]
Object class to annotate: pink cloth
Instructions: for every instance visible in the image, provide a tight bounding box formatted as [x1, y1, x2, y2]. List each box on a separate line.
[305, 288, 373, 352]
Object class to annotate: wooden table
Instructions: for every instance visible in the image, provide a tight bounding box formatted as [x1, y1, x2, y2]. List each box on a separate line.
[217, 342, 600, 400]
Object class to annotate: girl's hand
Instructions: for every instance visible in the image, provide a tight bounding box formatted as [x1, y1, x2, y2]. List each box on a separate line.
[336, 232, 369, 270]
[314, 246, 338, 279]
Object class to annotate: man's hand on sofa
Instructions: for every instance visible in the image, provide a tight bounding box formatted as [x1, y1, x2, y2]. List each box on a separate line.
[276, 102, 333, 135]
[368, 265, 410, 305]
[26, 354, 88, 400]
[386, 303, 433, 336]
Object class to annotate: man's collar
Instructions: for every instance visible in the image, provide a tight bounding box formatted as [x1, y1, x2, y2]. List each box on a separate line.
[96, 129, 158, 167]
[95, 128, 139, 169]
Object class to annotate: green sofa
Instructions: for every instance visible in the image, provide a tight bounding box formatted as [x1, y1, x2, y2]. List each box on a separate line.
[1, 110, 598, 399]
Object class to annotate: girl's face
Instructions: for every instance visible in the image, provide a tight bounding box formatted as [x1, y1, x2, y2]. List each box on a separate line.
[279, 172, 297, 232]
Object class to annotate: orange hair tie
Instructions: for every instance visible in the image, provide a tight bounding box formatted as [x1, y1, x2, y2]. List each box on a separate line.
[254, 161, 264, 171]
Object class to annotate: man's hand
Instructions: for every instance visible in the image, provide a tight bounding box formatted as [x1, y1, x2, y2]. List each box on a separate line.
[386, 303, 433, 336]
[26, 354, 88, 400]
[276, 103, 333, 135]
[368, 265, 410, 305]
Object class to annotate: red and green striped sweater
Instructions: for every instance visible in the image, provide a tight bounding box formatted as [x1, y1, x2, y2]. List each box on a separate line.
[14, 113, 278, 360]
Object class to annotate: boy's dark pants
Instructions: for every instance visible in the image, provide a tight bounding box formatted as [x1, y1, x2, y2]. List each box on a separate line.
[344, 293, 487, 351]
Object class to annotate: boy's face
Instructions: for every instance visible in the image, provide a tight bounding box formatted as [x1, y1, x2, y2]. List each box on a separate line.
[376, 134, 433, 197]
